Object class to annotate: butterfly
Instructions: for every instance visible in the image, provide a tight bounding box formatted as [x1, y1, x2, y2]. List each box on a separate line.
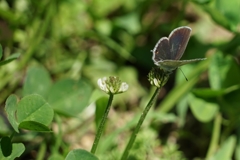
[152, 26, 206, 73]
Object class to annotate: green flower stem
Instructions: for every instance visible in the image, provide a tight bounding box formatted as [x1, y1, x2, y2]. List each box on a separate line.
[121, 87, 161, 160]
[206, 112, 222, 159]
[91, 94, 114, 154]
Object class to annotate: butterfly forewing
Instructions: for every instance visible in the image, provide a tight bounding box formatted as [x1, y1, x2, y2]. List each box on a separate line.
[152, 37, 171, 62]
[169, 26, 191, 60]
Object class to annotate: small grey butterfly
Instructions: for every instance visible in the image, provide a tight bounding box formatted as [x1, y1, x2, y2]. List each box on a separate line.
[152, 26, 206, 72]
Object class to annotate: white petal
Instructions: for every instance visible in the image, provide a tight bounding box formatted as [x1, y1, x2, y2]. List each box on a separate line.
[153, 78, 160, 87]
[119, 82, 129, 92]
[97, 77, 108, 93]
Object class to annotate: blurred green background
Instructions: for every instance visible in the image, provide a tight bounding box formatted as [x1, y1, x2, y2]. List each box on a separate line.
[0, 0, 240, 159]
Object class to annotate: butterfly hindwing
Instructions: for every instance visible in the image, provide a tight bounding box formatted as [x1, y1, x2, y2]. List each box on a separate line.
[154, 58, 207, 71]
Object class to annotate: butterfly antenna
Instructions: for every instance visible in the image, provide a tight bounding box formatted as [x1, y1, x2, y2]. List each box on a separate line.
[179, 68, 188, 81]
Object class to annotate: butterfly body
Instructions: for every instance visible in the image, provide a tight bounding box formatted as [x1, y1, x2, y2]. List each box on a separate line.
[152, 26, 206, 72]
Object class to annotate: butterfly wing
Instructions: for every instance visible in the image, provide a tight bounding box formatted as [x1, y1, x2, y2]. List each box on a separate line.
[152, 37, 171, 63]
[169, 26, 191, 60]
[154, 58, 207, 72]
[152, 26, 191, 63]
[152, 26, 205, 72]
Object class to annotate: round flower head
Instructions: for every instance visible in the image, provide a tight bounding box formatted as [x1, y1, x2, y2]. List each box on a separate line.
[148, 67, 170, 88]
[98, 76, 129, 95]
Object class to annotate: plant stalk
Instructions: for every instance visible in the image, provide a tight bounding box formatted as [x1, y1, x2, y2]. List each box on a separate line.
[121, 87, 161, 160]
[91, 94, 114, 154]
[206, 112, 222, 159]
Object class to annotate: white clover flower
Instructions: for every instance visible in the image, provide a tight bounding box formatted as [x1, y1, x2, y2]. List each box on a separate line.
[97, 76, 129, 94]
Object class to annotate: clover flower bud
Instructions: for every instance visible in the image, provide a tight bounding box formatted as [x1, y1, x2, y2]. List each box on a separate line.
[148, 68, 170, 88]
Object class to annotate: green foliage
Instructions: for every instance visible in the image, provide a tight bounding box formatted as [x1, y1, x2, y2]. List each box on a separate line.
[17, 94, 53, 129]
[210, 136, 236, 160]
[0, 44, 20, 66]
[0, 0, 239, 159]
[5, 94, 53, 132]
[23, 66, 52, 98]
[0, 137, 12, 157]
[23, 66, 93, 116]
[5, 95, 19, 132]
[0, 45, 2, 59]
[188, 93, 218, 122]
[66, 149, 99, 160]
[48, 78, 92, 116]
[95, 97, 108, 128]
[0, 142, 25, 160]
